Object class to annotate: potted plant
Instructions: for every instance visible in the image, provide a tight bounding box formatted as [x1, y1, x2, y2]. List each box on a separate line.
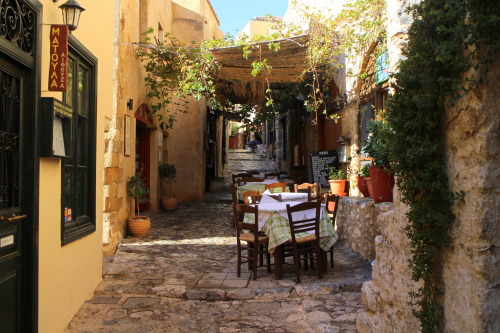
[357, 166, 371, 197]
[127, 170, 151, 237]
[362, 118, 395, 202]
[158, 163, 177, 211]
[328, 168, 348, 195]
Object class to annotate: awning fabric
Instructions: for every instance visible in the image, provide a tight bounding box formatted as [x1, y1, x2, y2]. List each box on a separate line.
[212, 35, 310, 83]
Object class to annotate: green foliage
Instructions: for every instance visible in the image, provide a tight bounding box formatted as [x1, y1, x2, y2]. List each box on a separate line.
[158, 163, 176, 197]
[384, 0, 499, 331]
[158, 164, 176, 185]
[362, 116, 392, 166]
[127, 171, 150, 216]
[359, 166, 370, 177]
[328, 168, 346, 180]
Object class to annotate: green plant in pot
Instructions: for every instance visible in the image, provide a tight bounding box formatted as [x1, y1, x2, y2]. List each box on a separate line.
[158, 163, 177, 211]
[362, 118, 395, 202]
[127, 170, 151, 236]
[328, 168, 347, 195]
[357, 165, 371, 197]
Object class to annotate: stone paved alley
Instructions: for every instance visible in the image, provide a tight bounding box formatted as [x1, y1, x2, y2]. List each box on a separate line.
[65, 149, 372, 333]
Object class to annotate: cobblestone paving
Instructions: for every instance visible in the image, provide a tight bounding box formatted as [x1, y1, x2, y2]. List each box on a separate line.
[65, 150, 371, 333]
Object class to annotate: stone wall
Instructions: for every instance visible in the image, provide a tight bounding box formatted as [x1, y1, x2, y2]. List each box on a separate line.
[440, 54, 500, 332]
[356, 0, 500, 330]
[336, 197, 393, 261]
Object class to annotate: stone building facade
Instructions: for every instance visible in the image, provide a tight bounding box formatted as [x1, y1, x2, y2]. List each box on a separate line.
[282, 0, 499, 331]
[103, 0, 223, 255]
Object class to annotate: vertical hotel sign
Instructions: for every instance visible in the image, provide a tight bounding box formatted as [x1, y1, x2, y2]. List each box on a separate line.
[48, 25, 68, 91]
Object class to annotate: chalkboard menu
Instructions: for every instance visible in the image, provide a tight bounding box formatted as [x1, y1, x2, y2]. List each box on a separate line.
[41, 97, 72, 158]
[310, 150, 339, 188]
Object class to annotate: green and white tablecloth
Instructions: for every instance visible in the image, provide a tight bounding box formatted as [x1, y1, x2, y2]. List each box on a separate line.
[242, 202, 338, 254]
[236, 182, 290, 201]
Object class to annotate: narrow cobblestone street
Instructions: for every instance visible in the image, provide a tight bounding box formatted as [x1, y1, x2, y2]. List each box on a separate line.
[65, 149, 372, 333]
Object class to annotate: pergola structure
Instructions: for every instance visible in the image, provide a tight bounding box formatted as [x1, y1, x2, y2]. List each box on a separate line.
[211, 35, 311, 108]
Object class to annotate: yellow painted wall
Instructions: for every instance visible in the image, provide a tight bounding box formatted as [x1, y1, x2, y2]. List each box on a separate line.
[166, 0, 222, 201]
[38, 0, 113, 331]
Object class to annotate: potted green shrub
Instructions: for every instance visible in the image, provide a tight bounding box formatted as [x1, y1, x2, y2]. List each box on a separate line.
[357, 166, 371, 197]
[328, 168, 347, 195]
[158, 163, 177, 211]
[127, 171, 151, 236]
[362, 119, 395, 202]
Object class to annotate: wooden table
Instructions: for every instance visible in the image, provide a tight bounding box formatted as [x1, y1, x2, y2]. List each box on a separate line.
[243, 202, 337, 279]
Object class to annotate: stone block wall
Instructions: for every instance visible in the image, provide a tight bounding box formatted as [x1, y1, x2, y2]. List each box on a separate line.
[336, 197, 393, 261]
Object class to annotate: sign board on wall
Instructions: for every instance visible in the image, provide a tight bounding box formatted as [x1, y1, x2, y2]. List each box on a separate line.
[48, 25, 68, 91]
[309, 150, 339, 188]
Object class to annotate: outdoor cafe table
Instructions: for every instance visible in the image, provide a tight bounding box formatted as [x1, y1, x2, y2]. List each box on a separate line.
[275, 192, 309, 202]
[243, 201, 338, 279]
[236, 179, 290, 201]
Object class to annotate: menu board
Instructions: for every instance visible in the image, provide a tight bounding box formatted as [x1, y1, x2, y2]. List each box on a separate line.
[310, 150, 339, 188]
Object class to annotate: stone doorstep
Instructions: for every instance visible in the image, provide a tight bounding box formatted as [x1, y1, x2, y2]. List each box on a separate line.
[193, 271, 251, 289]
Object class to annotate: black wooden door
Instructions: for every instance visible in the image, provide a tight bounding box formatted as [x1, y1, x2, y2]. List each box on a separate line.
[0, 55, 34, 332]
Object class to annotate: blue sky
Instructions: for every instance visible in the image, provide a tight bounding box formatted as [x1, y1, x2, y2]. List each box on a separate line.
[210, 0, 289, 37]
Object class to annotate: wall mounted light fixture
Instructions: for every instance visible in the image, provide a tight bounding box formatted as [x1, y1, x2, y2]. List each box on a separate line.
[333, 93, 348, 111]
[59, 0, 85, 31]
[127, 99, 134, 110]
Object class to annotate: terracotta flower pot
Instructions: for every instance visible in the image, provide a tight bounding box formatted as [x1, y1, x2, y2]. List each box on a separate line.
[357, 176, 371, 197]
[328, 179, 347, 195]
[127, 216, 150, 237]
[367, 166, 395, 203]
[161, 196, 178, 211]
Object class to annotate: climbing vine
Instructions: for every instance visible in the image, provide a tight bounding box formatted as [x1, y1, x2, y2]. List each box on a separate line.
[134, 0, 387, 129]
[385, 0, 500, 331]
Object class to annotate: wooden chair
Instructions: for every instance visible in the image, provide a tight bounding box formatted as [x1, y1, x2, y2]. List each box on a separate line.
[324, 194, 340, 268]
[294, 182, 320, 201]
[252, 194, 281, 203]
[285, 201, 323, 283]
[264, 182, 287, 193]
[264, 172, 280, 179]
[242, 190, 261, 204]
[232, 173, 252, 184]
[234, 204, 271, 280]
[238, 177, 264, 185]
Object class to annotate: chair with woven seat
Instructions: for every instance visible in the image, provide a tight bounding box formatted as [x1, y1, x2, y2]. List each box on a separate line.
[264, 182, 287, 193]
[232, 173, 252, 184]
[324, 194, 340, 268]
[241, 190, 262, 204]
[251, 194, 282, 203]
[294, 182, 320, 202]
[285, 201, 323, 283]
[234, 204, 271, 280]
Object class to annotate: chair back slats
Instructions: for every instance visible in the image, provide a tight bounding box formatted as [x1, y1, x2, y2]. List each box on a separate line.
[286, 201, 321, 239]
[234, 204, 258, 233]
[285, 201, 322, 283]
[264, 182, 287, 192]
[325, 194, 340, 218]
[294, 183, 320, 201]
[242, 190, 261, 204]
[252, 194, 281, 203]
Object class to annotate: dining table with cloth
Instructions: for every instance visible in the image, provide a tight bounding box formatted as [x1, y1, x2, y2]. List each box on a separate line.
[242, 201, 338, 279]
[236, 179, 290, 201]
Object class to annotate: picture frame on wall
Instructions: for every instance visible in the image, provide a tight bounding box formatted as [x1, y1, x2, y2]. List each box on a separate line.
[124, 114, 131, 156]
